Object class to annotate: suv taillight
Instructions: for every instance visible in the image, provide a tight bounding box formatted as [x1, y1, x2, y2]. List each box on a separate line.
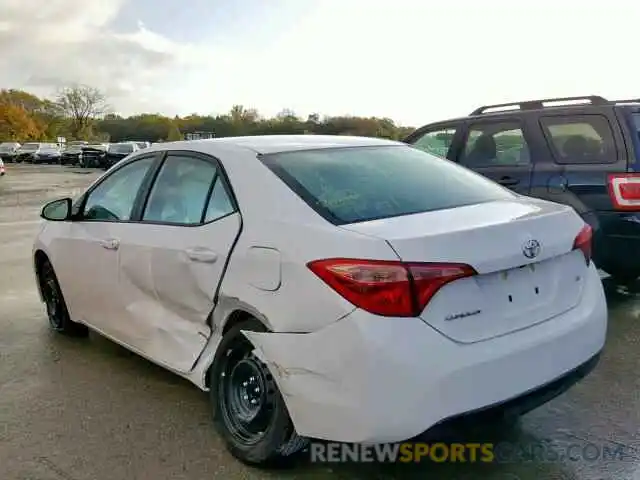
[607, 173, 640, 211]
[307, 258, 476, 317]
[572, 224, 592, 265]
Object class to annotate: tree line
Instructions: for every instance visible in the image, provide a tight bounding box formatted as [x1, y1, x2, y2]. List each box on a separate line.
[0, 85, 415, 144]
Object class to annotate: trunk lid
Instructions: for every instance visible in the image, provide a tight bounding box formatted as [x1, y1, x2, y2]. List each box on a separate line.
[340, 197, 588, 343]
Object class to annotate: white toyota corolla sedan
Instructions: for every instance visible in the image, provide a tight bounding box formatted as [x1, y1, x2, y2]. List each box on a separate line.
[33, 135, 607, 465]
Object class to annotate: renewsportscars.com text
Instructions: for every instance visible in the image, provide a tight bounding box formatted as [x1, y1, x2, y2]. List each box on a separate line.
[309, 441, 638, 464]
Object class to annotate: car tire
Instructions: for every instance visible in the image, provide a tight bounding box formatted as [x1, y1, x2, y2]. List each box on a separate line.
[38, 259, 89, 337]
[209, 318, 307, 466]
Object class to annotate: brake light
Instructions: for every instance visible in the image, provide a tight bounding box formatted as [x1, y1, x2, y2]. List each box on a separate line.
[572, 224, 592, 265]
[307, 258, 476, 317]
[607, 173, 640, 210]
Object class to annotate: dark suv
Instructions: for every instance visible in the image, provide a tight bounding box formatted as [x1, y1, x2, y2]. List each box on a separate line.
[404, 95, 640, 284]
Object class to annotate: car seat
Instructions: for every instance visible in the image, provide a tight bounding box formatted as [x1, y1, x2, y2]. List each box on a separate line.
[466, 134, 497, 166]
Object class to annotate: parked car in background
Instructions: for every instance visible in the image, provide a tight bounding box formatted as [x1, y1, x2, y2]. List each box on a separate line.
[31, 144, 62, 164]
[34, 135, 606, 466]
[405, 95, 640, 284]
[103, 142, 141, 169]
[80, 143, 109, 168]
[61, 141, 88, 166]
[0, 142, 21, 162]
[14, 142, 43, 163]
[15, 143, 60, 163]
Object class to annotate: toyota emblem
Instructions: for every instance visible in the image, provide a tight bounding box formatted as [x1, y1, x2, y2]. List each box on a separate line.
[522, 239, 541, 259]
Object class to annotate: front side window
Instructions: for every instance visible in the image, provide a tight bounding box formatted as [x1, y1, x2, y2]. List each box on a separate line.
[261, 145, 515, 225]
[83, 157, 155, 221]
[142, 155, 218, 225]
[410, 127, 457, 158]
[460, 122, 531, 167]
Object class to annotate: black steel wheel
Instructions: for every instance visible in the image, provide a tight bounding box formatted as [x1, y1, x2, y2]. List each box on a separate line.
[39, 259, 88, 337]
[210, 319, 307, 466]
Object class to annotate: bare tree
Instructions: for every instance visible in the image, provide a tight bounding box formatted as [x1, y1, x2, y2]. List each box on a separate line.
[56, 84, 108, 138]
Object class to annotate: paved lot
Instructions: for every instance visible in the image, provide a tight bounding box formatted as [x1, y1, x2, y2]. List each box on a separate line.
[1, 164, 640, 480]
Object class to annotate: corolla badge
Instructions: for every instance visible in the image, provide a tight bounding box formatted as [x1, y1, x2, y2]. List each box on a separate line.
[522, 239, 541, 259]
[444, 309, 482, 321]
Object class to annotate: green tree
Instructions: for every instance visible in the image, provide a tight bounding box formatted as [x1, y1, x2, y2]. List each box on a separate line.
[0, 86, 417, 143]
[166, 123, 183, 141]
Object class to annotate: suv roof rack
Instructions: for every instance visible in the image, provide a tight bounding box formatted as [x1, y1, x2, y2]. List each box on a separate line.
[611, 98, 640, 105]
[470, 95, 609, 116]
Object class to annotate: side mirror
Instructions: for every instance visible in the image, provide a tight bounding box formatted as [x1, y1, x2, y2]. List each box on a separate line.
[41, 198, 72, 221]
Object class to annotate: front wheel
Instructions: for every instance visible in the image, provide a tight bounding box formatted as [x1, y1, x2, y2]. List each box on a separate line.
[209, 319, 307, 466]
[38, 260, 89, 337]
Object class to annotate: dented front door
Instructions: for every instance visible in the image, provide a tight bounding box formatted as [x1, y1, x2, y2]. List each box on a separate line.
[113, 214, 241, 372]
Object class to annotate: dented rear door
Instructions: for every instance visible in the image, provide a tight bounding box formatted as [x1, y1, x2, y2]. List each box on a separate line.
[113, 153, 241, 373]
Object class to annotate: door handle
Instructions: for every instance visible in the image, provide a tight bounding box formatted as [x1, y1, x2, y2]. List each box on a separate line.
[99, 238, 120, 250]
[498, 176, 520, 187]
[185, 247, 218, 263]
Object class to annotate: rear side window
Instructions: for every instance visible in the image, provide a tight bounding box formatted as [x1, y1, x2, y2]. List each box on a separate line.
[460, 121, 531, 167]
[540, 115, 617, 164]
[143, 155, 218, 225]
[261, 145, 515, 225]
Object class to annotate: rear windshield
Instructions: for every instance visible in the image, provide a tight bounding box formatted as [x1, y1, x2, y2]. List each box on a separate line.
[260, 145, 515, 224]
[21, 143, 39, 150]
[109, 144, 134, 154]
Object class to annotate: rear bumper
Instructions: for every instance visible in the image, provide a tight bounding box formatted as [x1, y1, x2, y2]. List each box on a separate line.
[244, 263, 607, 443]
[583, 211, 640, 273]
[424, 350, 600, 437]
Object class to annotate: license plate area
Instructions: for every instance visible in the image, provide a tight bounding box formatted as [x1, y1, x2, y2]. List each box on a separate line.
[476, 261, 549, 308]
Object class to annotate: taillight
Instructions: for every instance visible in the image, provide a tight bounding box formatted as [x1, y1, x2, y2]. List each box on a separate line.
[307, 258, 476, 317]
[573, 224, 592, 265]
[607, 173, 640, 211]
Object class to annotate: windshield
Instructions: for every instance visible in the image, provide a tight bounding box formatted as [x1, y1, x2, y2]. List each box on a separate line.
[109, 144, 134, 154]
[260, 145, 515, 225]
[20, 143, 40, 151]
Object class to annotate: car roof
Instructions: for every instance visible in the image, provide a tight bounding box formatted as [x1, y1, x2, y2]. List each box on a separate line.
[144, 135, 403, 156]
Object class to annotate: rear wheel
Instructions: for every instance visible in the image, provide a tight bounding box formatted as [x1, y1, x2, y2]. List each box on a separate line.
[38, 260, 89, 337]
[209, 319, 307, 466]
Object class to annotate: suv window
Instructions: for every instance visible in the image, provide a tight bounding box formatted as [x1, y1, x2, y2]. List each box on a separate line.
[540, 114, 616, 164]
[261, 145, 515, 225]
[460, 122, 530, 167]
[83, 157, 155, 221]
[411, 127, 457, 158]
[142, 154, 218, 225]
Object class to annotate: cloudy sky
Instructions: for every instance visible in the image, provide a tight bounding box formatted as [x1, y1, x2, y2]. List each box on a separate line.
[1, 0, 638, 126]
